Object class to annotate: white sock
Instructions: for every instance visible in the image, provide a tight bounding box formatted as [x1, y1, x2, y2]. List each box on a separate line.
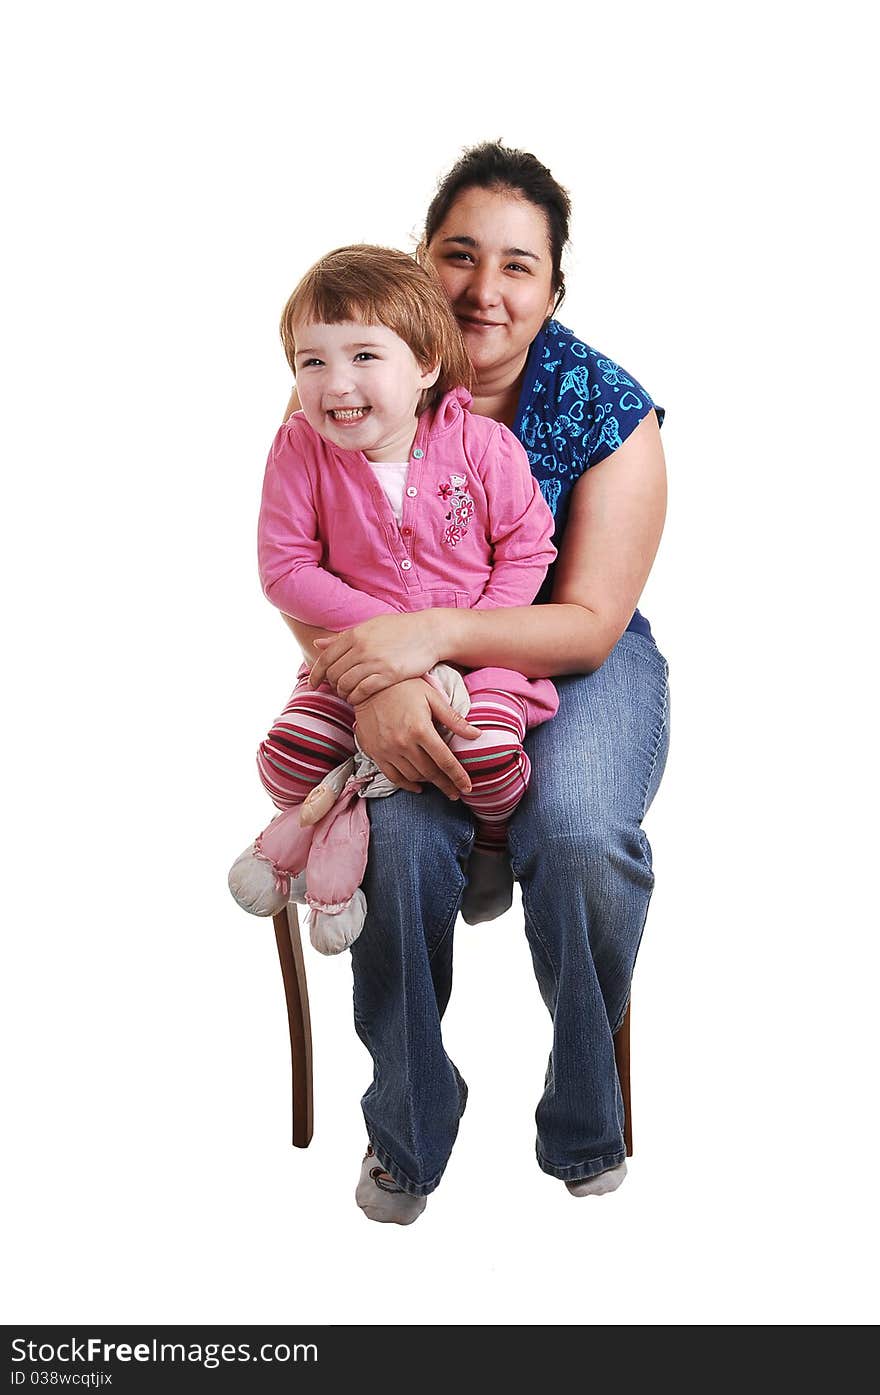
[565, 1161, 628, 1197]
[355, 1149, 427, 1225]
[460, 849, 514, 925]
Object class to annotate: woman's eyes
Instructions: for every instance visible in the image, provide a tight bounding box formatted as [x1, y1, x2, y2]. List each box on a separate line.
[446, 252, 529, 273]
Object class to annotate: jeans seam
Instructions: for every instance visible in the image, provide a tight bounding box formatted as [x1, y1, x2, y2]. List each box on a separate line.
[638, 661, 670, 824]
[519, 898, 560, 1006]
[427, 831, 474, 964]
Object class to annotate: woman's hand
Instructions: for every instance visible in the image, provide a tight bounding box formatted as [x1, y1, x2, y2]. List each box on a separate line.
[353, 678, 480, 799]
[308, 611, 452, 704]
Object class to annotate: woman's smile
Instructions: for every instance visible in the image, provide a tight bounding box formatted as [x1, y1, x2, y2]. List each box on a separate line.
[427, 187, 556, 386]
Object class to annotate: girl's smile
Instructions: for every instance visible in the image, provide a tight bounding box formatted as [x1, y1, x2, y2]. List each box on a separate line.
[293, 321, 439, 462]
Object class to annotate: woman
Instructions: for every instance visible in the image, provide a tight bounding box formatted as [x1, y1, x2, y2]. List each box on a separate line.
[282, 143, 670, 1224]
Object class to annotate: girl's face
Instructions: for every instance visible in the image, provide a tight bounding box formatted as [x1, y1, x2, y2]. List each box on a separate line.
[293, 320, 439, 462]
[426, 186, 557, 384]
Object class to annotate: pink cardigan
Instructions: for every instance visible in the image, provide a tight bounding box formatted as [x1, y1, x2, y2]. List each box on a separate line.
[258, 387, 556, 630]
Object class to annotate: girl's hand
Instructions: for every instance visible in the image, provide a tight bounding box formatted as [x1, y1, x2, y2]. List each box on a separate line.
[309, 611, 450, 704]
[353, 679, 480, 799]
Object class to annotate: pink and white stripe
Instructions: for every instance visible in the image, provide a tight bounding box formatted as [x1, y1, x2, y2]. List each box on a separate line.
[257, 677, 534, 856]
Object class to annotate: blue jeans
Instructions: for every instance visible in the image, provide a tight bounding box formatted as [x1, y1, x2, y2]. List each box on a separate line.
[350, 630, 671, 1195]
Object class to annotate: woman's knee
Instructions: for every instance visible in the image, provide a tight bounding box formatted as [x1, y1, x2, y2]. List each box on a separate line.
[510, 800, 651, 891]
[359, 792, 472, 961]
[367, 788, 472, 886]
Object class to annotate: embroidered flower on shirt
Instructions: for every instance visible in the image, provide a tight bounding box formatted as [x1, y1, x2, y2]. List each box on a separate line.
[438, 473, 475, 548]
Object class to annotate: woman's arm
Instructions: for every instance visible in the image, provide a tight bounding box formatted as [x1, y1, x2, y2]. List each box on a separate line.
[448, 410, 667, 670]
[310, 412, 667, 701]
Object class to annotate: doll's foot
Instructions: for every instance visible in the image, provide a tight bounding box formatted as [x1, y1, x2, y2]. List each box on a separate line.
[356, 1147, 427, 1225]
[227, 843, 289, 917]
[308, 888, 367, 955]
[460, 849, 514, 925]
[565, 1161, 628, 1197]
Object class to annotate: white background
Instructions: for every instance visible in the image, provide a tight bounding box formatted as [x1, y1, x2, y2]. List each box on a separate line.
[3, 0, 877, 1326]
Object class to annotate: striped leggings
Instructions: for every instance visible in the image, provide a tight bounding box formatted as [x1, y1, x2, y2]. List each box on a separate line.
[257, 670, 536, 853]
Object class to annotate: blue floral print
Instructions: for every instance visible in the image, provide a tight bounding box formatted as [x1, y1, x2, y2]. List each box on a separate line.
[511, 319, 664, 631]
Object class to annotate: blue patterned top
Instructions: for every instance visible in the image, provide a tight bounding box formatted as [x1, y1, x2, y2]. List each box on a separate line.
[512, 318, 664, 638]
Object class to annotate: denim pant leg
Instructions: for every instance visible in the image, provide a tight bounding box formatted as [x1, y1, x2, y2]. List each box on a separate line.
[351, 788, 474, 1197]
[508, 631, 671, 1181]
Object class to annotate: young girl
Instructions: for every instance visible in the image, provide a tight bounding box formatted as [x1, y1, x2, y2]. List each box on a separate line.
[228, 246, 558, 948]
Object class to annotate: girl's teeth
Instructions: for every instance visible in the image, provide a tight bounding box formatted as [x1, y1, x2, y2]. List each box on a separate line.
[331, 408, 367, 420]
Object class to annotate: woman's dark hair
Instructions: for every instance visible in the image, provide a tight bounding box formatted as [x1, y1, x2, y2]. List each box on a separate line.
[422, 141, 572, 311]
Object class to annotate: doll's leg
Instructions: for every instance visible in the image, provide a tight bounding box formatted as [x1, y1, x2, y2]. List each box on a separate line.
[228, 673, 356, 916]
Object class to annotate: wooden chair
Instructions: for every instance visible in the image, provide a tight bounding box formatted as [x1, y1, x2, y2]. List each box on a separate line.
[272, 903, 633, 1156]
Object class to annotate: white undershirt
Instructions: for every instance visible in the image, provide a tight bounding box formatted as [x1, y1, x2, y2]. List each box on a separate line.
[367, 460, 409, 524]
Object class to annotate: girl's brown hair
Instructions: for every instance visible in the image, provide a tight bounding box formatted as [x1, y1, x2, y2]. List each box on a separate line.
[280, 245, 473, 413]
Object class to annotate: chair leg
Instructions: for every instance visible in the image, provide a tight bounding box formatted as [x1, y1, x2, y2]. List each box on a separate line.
[272, 905, 313, 1148]
[614, 1002, 633, 1158]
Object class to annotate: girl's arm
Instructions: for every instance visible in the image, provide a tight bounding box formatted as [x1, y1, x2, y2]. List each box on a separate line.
[271, 391, 394, 637]
[281, 614, 336, 664]
[260, 419, 401, 629]
[309, 412, 667, 702]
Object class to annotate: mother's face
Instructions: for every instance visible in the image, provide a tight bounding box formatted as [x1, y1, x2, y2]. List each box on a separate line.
[426, 186, 557, 382]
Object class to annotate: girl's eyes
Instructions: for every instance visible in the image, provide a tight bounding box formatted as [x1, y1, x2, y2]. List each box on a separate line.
[301, 353, 377, 367]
